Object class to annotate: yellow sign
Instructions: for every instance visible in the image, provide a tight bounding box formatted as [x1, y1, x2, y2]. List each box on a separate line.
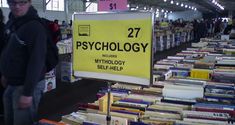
[73, 12, 153, 85]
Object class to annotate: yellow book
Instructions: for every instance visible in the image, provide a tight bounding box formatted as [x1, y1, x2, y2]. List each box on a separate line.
[190, 69, 212, 80]
[99, 93, 113, 113]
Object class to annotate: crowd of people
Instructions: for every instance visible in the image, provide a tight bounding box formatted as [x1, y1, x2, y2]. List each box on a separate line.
[155, 17, 235, 42]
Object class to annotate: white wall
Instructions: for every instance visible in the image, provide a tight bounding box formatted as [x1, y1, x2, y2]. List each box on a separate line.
[168, 10, 202, 21]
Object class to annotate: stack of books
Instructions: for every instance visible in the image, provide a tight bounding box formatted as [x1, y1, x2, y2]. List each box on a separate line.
[204, 83, 235, 104]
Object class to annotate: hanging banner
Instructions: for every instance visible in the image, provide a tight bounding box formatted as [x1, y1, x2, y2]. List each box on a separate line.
[98, 0, 128, 11]
[73, 12, 153, 86]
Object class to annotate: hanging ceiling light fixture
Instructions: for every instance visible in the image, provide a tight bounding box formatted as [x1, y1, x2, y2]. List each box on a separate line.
[181, 3, 184, 7]
[211, 0, 224, 10]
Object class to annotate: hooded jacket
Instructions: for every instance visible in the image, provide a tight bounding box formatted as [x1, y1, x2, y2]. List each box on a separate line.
[0, 6, 47, 96]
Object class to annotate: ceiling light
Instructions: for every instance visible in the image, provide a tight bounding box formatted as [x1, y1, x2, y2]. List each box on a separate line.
[181, 3, 184, 7]
[144, 7, 147, 10]
[164, 14, 167, 18]
[161, 9, 164, 12]
[170, 11, 173, 13]
[176, 2, 179, 5]
[171, 0, 174, 4]
[164, 0, 167, 2]
[185, 5, 188, 8]
[136, 6, 139, 9]
[156, 9, 159, 11]
[189, 6, 191, 9]
[194, 8, 197, 11]
[156, 14, 159, 18]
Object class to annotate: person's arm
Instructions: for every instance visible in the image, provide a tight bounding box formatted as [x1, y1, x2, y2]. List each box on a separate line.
[22, 22, 47, 96]
[19, 22, 47, 109]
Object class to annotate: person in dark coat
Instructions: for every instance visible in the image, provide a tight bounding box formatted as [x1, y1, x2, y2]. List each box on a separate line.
[0, 8, 5, 118]
[0, 0, 47, 125]
[224, 16, 235, 37]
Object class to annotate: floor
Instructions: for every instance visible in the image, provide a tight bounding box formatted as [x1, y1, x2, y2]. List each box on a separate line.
[0, 41, 192, 124]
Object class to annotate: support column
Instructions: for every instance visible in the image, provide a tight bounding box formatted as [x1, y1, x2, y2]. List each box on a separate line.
[228, 10, 233, 18]
[64, 0, 69, 22]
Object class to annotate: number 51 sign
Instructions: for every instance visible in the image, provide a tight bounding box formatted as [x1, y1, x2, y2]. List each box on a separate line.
[98, 0, 128, 11]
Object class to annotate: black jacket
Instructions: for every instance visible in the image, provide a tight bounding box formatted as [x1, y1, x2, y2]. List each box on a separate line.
[0, 6, 47, 96]
[0, 22, 5, 54]
[224, 25, 235, 35]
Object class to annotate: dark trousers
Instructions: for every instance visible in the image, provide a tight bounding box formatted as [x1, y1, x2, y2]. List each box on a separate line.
[0, 84, 4, 115]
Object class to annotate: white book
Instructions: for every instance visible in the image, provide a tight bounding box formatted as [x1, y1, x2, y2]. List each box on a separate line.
[223, 49, 235, 52]
[182, 50, 196, 53]
[87, 113, 128, 125]
[167, 78, 206, 86]
[175, 120, 215, 125]
[144, 111, 181, 119]
[115, 101, 148, 108]
[167, 56, 185, 60]
[163, 88, 203, 99]
[126, 94, 160, 102]
[163, 84, 204, 90]
[187, 48, 200, 51]
[154, 64, 173, 70]
[183, 118, 229, 125]
[182, 110, 230, 119]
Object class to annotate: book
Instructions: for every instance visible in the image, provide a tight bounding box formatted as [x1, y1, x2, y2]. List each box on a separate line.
[183, 118, 230, 124]
[182, 110, 230, 121]
[144, 110, 181, 120]
[190, 69, 212, 80]
[86, 113, 128, 125]
[39, 119, 66, 125]
[163, 84, 204, 100]
[61, 112, 87, 125]
[175, 120, 215, 125]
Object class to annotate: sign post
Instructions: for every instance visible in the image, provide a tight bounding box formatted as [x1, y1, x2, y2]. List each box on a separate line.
[73, 12, 153, 86]
[73, 11, 153, 124]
